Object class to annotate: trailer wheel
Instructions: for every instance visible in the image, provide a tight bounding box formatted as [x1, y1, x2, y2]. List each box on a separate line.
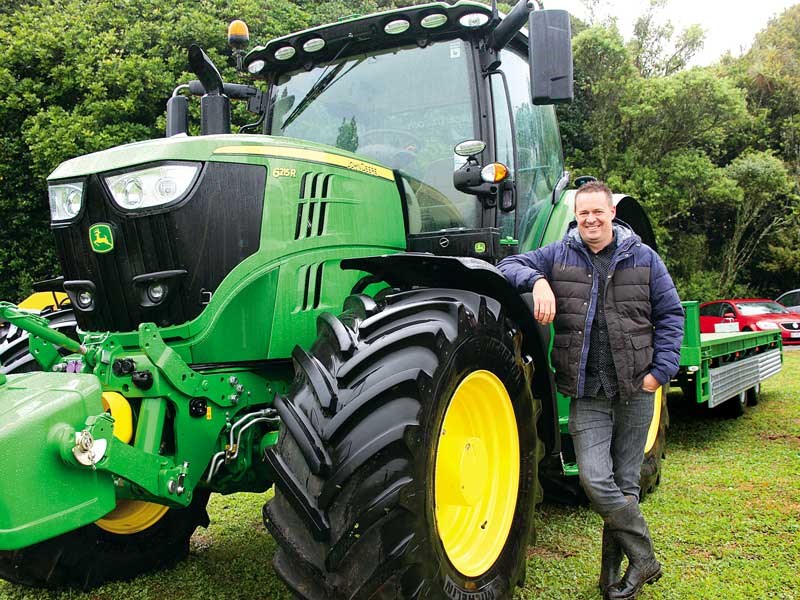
[722, 390, 748, 418]
[0, 303, 211, 590]
[747, 382, 761, 406]
[0, 490, 210, 589]
[639, 385, 669, 500]
[263, 288, 543, 599]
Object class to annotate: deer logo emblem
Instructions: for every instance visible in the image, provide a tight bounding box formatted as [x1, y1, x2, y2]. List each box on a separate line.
[89, 223, 114, 253]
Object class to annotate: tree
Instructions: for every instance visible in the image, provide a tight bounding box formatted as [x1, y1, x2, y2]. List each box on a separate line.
[733, 6, 800, 171]
[718, 151, 796, 295]
[557, 18, 757, 300]
[557, 24, 639, 176]
[628, 0, 705, 78]
[335, 116, 359, 153]
[724, 6, 800, 295]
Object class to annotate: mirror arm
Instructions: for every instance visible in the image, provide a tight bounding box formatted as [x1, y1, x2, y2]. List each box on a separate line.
[489, 0, 534, 51]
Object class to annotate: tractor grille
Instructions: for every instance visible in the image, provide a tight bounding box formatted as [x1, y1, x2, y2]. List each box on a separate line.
[52, 162, 266, 332]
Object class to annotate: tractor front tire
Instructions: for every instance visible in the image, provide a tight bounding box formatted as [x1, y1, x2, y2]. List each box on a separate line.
[0, 490, 210, 589]
[0, 305, 76, 373]
[264, 288, 543, 599]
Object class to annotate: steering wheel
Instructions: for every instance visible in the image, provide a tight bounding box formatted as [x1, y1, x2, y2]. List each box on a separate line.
[357, 129, 423, 170]
[359, 128, 423, 151]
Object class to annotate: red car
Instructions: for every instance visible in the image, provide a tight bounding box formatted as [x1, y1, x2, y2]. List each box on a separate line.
[699, 298, 800, 345]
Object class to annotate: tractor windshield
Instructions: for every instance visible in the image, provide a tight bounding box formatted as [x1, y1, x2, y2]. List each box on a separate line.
[268, 40, 479, 231]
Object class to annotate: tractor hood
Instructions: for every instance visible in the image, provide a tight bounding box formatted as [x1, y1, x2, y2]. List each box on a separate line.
[48, 134, 393, 181]
[44, 133, 405, 343]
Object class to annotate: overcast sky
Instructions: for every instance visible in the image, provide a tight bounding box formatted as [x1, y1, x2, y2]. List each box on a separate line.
[546, 0, 798, 65]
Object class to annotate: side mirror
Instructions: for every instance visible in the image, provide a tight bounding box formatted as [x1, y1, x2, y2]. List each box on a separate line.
[529, 10, 573, 105]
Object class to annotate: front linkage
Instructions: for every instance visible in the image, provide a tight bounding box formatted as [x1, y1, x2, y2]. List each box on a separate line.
[0, 302, 283, 551]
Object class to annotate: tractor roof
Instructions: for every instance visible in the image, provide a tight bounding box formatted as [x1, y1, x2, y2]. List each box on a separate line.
[243, 1, 497, 78]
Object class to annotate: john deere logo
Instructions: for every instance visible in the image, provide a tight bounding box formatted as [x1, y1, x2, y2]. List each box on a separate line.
[89, 223, 114, 253]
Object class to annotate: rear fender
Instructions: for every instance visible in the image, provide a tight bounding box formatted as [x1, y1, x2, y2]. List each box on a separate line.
[341, 253, 560, 455]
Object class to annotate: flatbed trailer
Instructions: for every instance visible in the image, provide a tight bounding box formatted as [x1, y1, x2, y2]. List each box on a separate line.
[674, 301, 783, 415]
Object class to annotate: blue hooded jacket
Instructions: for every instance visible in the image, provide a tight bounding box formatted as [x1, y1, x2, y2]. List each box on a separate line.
[498, 220, 684, 399]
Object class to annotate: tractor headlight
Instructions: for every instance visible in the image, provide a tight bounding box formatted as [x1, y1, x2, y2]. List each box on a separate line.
[49, 182, 84, 221]
[104, 163, 201, 211]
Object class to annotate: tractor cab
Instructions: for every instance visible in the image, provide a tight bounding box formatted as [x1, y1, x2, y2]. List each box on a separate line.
[247, 1, 573, 259]
[167, 0, 573, 261]
[267, 38, 480, 233]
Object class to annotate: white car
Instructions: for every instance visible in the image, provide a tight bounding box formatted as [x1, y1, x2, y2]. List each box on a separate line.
[776, 289, 800, 312]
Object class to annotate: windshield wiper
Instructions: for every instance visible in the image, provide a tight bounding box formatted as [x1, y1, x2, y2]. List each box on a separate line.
[281, 62, 346, 130]
[280, 38, 368, 131]
[281, 57, 366, 130]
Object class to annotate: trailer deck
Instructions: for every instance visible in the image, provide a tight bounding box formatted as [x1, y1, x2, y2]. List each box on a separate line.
[677, 302, 782, 408]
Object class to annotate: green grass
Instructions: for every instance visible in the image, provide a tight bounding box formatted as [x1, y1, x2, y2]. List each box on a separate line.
[3, 353, 799, 600]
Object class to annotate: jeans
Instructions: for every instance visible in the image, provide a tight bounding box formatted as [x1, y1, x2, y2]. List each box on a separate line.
[568, 390, 655, 516]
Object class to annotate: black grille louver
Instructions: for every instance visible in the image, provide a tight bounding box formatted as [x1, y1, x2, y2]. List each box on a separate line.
[294, 172, 332, 240]
[52, 162, 266, 332]
[300, 262, 325, 311]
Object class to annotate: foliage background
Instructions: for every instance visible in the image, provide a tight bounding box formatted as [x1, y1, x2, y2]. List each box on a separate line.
[0, 0, 798, 301]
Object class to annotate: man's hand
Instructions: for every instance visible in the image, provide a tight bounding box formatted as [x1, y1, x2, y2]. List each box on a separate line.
[642, 373, 660, 392]
[532, 278, 556, 325]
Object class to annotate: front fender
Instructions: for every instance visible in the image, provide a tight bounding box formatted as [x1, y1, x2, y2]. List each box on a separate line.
[342, 252, 560, 455]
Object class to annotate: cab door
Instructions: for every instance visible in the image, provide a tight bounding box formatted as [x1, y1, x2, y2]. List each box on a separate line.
[489, 47, 565, 252]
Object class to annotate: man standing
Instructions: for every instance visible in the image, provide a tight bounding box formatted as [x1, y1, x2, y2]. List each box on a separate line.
[498, 181, 684, 600]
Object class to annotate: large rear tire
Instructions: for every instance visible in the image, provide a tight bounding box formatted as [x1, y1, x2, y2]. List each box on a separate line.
[0, 302, 210, 590]
[638, 385, 669, 500]
[264, 288, 543, 599]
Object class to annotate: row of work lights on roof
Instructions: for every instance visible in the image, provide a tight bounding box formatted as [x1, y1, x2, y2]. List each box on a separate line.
[248, 9, 491, 72]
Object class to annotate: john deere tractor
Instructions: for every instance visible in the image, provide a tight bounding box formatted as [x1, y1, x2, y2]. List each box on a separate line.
[0, 2, 665, 597]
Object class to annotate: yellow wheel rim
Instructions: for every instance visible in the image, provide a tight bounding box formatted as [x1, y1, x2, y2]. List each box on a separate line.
[643, 386, 663, 454]
[101, 392, 134, 444]
[96, 500, 170, 534]
[95, 391, 169, 534]
[434, 370, 519, 577]
[17, 291, 68, 311]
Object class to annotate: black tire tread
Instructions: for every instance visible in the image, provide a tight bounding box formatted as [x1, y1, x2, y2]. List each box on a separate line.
[0, 307, 77, 374]
[639, 386, 669, 499]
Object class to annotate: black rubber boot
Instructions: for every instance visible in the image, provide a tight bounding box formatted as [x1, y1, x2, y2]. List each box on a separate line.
[604, 500, 662, 600]
[598, 523, 623, 593]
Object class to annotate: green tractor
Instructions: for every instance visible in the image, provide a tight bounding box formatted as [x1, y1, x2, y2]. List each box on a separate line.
[0, 2, 666, 597]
